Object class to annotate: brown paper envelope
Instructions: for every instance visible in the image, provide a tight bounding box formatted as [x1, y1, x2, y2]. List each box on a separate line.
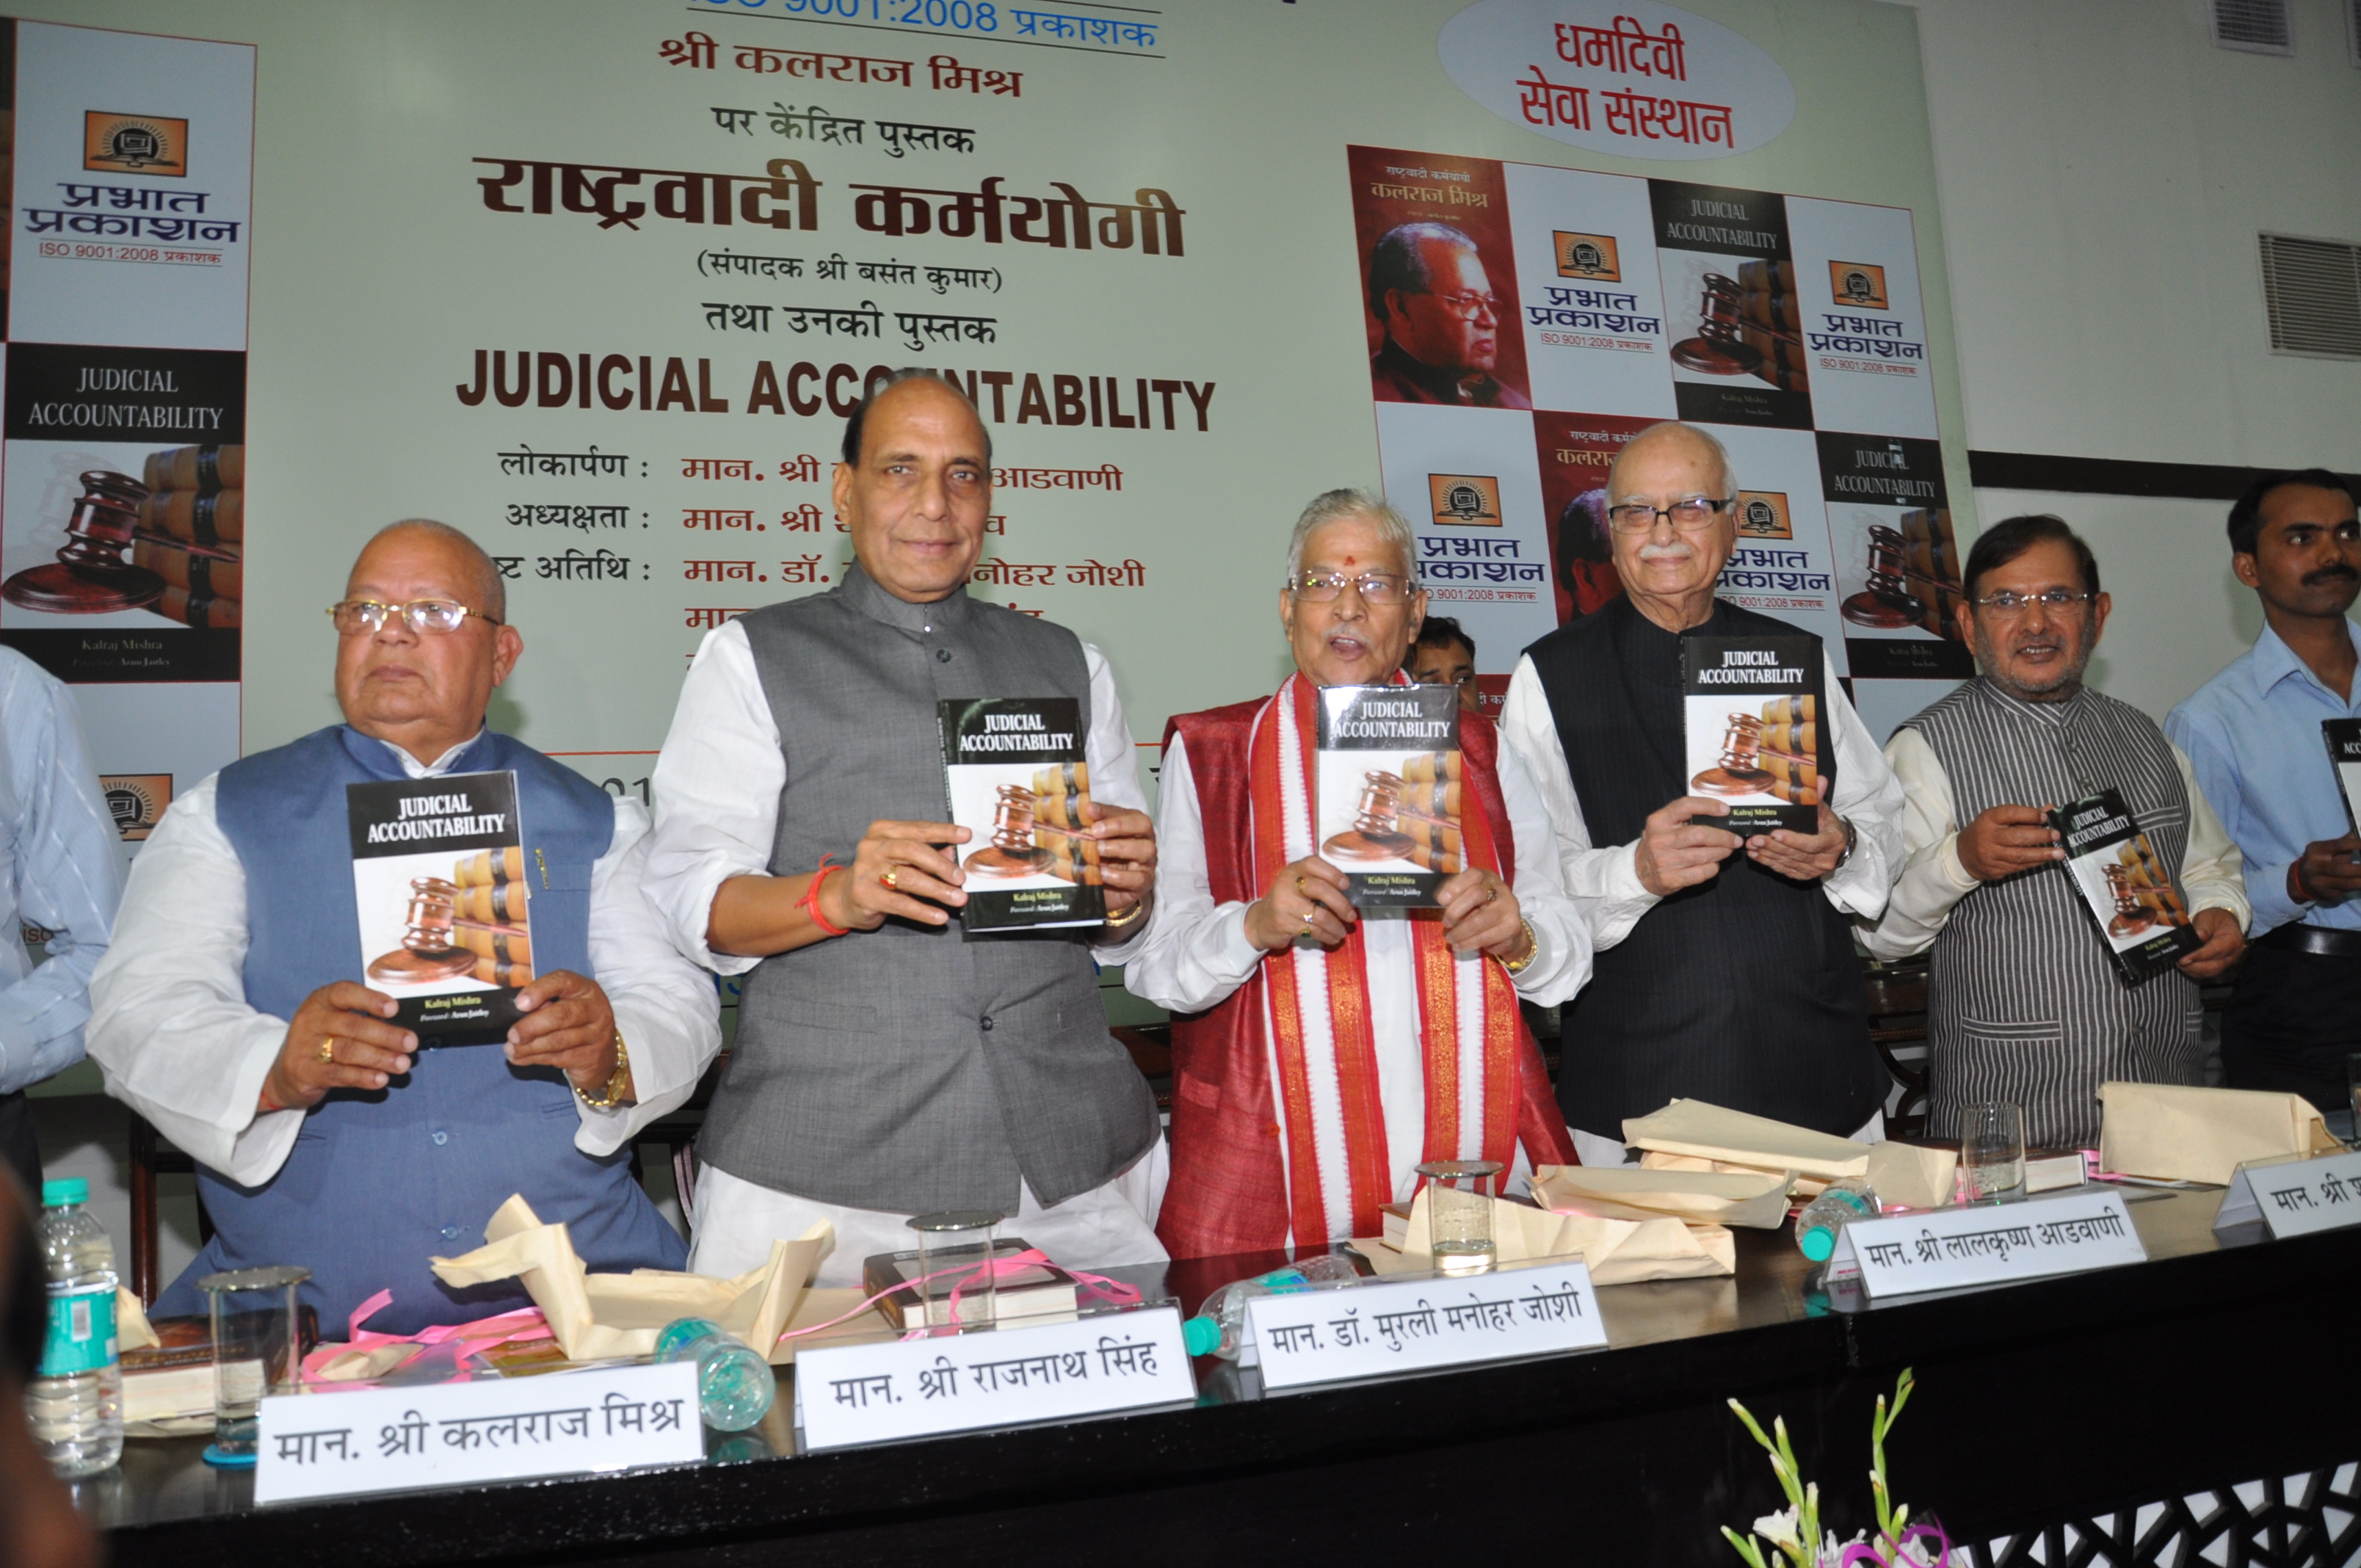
[1622, 1097, 1871, 1181]
[2097, 1081, 2340, 1186]
[1399, 1190, 1733, 1282]
[431, 1194, 832, 1362]
[1864, 1142, 1959, 1211]
[1530, 1164, 1793, 1229]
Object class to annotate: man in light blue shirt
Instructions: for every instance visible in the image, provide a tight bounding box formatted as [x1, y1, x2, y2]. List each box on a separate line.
[2166, 468, 2361, 1117]
[0, 646, 125, 1193]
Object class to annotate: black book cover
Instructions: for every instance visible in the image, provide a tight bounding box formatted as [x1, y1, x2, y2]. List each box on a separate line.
[2324, 719, 2361, 836]
[2048, 788, 2200, 984]
[1680, 636, 1827, 835]
[1315, 684, 1462, 908]
[346, 769, 533, 1043]
[939, 697, 1106, 932]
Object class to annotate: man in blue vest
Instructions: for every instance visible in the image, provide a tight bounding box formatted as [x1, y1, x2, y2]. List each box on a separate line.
[89, 520, 718, 1333]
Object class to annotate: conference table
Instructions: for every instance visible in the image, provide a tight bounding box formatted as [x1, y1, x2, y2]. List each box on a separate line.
[79, 1181, 2361, 1568]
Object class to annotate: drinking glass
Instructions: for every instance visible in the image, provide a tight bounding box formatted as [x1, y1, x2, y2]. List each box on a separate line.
[1416, 1160, 1504, 1274]
[197, 1264, 310, 1468]
[1957, 1102, 2027, 1205]
[906, 1211, 1001, 1333]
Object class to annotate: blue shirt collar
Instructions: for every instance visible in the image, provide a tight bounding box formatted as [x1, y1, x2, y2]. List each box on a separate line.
[2247, 619, 2361, 702]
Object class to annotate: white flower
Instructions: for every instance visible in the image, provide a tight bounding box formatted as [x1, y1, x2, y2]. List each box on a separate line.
[1752, 1509, 1802, 1550]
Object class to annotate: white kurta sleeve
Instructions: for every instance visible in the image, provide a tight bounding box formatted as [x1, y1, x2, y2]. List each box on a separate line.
[1856, 727, 1976, 960]
[1493, 733, 1593, 1006]
[1497, 656, 1660, 951]
[1819, 655, 1905, 923]
[2172, 742, 2251, 930]
[570, 797, 725, 1154]
[86, 776, 305, 1186]
[1079, 641, 1157, 965]
[644, 620, 782, 976]
[1121, 733, 1266, 1014]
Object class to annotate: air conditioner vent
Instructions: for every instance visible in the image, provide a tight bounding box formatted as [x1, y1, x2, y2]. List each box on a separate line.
[2211, 0, 2294, 54]
[2346, 0, 2361, 67]
[2260, 234, 2361, 359]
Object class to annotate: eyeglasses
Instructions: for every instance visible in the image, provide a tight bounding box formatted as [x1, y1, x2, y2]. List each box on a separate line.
[1289, 570, 1414, 605]
[1971, 589, 2093, 616]
[327, 598, 504, 636]
[1426, 291, 1501, 322]
[1606, 496, 1734, 534]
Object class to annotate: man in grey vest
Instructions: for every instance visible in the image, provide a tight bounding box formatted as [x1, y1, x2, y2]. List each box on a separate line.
[1863, 515, 2248, 1148]
[645, 370, 1166, 1284]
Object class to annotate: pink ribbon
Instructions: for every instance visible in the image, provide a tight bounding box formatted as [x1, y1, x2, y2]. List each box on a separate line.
[299, 1290, 556, 1385]
[773, 1247, 1144, 1347]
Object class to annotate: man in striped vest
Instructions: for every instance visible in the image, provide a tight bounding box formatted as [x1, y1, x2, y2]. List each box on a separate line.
[1861, 515, 2248, 1148]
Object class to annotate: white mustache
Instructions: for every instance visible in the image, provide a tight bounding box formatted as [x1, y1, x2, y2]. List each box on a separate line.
[1637, 541, 1694, 562]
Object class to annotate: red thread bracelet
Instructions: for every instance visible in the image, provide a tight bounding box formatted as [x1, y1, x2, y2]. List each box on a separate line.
[802, 855, 852, 937]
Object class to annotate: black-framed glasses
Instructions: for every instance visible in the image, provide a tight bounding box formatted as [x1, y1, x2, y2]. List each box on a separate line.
[1289, 570, 1414, 605]
[1972, 589, 2092, 616]
[327, 598, 504, 636]
[1606, 496, 1734, 534]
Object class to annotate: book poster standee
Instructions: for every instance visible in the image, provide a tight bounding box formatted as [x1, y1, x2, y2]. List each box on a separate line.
[0, 18, 255, 863]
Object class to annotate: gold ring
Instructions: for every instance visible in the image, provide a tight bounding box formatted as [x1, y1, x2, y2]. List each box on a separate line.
[1486, 885, 1499, 905]
[1302, 913, 1314, 934]
[1295, 874, 1307, 896]
[881, 869, 899, 890]
[318, 1038, 336, 1064]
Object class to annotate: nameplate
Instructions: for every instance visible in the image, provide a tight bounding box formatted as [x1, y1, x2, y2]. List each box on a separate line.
[791, 1306, 1194, 1452]
[253, 1361, 700, 1504]
[1829, 1190, 2146, 1299]
[1244, 1260, 1606, 1392]
[2214, 1150, 2361, 1239]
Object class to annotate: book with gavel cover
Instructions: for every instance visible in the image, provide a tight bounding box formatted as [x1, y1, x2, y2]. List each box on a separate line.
[2047, 789, 2199, 984]
[1680, 636, 1828, 835]
[346, 771, 535, 1042]
[1314, 684, 1462, 907]
[938, 698, 1107, 933]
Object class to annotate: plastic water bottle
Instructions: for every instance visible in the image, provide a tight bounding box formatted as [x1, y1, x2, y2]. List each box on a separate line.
[25, 1178, 122, 1477]
[1181, 1255, 1363, 1359]
[654, 1317, 775, 1432]
[1794, 1177, 1882, 1265]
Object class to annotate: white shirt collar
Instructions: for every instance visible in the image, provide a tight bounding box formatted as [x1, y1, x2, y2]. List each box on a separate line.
[373, 727, 487, 780]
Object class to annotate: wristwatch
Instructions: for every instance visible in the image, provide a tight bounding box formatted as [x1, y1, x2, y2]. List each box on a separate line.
[1499, 917, 1539, 975]
[575, 1031, 634, 1111]
[1832, 813, 1859, 871]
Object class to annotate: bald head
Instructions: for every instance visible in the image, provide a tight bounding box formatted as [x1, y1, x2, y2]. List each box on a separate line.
[358, 519, 505, 623]
[1607, 421, 1735, 504]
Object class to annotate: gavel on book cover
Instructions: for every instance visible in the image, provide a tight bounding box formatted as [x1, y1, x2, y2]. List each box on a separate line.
[1321, 752, 1464, 874]
[0, 470, 168, 614]
[1843, 515, 1966, 637]
[1693, 697, 1821, 805]
[369, 848, 534, 987]
[966, 763, 1102, 886]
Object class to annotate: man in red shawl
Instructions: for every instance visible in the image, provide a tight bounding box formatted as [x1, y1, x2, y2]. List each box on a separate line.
[1128, 490, 1585, 1258]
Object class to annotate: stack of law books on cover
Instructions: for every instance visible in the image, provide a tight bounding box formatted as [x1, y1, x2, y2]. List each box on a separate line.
[134, 443, 243, 629]
[1736, 258, 1808, 394]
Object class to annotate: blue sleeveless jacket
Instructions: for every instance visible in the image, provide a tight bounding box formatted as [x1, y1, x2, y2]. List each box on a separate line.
[153, 726, 686, 1335]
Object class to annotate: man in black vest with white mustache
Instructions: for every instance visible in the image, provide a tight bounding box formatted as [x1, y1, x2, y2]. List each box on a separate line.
[1500, 421, 1905, 1162]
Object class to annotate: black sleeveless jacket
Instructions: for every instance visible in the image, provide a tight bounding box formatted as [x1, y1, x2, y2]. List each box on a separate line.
[1526, 595, 1887, 1137]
